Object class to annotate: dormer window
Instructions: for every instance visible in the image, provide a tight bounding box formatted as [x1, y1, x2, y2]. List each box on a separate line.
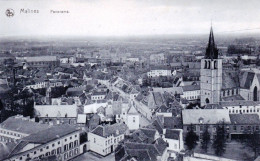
[198, 117, 204, 124]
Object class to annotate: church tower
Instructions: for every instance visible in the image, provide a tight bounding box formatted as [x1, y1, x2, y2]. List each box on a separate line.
[200, 26, 222, 107]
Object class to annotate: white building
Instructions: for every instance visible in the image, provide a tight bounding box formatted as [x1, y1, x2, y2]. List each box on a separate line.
[220, 101, 260, 116]
[88, 123, 128, 156]
[163, 129, 184, 158]
[5, 124, 81, 161]
[181, 85, 200, 100]
[126, 106, 140, 130]
[147, 68, 172, 78]
[91, 91, 107, 101]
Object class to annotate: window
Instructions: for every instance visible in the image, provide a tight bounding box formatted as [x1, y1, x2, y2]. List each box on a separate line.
[52, 143, 55, 147]
[74, 140, 78, 146]
[70, 137, 72, 140]
[233, 126, 237, 131]
[94, 138, 96, 143]
[40, 149, 43, 152]
[256, 126, 259, 131]
[34, 151, 37, 155]
[20, 157, 22, 160]
[46, 146, 49, 149]
[69, 142, 73, 149]
[58, 141, 60, 145]
[65, 139, 67, 142]
[51, 149, 56, 155]
[75, 134, 77, 138]
[74, 148, 79, 155]
[241, 126, 244, 130]
[64, 144, 68, 151]
[133, 117, 135, 123]
[57, 147, 62, 154]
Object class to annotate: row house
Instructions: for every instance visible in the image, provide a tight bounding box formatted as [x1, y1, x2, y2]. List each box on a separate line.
[4, 124, 81, 161]
[220, 101, 260, 116]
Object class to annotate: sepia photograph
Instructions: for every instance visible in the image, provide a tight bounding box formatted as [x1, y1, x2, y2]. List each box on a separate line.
[1, 0, 260, 160]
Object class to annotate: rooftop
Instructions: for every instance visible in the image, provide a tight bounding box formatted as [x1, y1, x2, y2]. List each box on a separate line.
[0, 116, 50, 134]
[230, 114, 260, 124]
[182, 109, 231, 125]
[34, 104, 77, 118]
[91, 123, 128, 138]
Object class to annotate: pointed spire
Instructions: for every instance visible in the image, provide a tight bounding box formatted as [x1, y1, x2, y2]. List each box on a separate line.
[205, 25, 219, 59]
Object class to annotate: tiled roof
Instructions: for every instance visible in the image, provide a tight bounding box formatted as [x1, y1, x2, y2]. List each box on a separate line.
[125, 149, 151, 161]
[0, 116, 49, 134]
[204, 104, 223, 109]
[127, 106, 138, 115]
[221, 95, 245, 101]
[8, 124, 79, 157]
[91, 123, 128, 138]
[22, 124, 78, 144]
[222, 72, 239, 89]
[34, 104, 77, 118]
[240, 71, 255, 89]
[152, 92, 164, 107]
[230, 114, 260, 124]
[163, 117, 182, 129]
[182, 85, 200, 92]
[220, 101, 259, 107]
[140, 128, 156, 139]
[165, 129, 180, 140]
[182, 109, 231, 124]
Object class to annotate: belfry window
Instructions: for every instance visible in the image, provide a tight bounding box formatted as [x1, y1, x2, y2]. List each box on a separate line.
[204, 60, 207, 69]
[208, 61, 211, 69]
[214, 61, 217, 69]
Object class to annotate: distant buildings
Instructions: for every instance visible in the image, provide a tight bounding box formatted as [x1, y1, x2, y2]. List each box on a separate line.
[17, 56, 60, 69]
[147, 66, 172, 78]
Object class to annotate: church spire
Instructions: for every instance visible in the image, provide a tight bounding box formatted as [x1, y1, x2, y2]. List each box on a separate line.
[205, 26, 219, 59]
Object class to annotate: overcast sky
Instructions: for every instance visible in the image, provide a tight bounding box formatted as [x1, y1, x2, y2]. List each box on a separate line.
[0, 0, 260, 37]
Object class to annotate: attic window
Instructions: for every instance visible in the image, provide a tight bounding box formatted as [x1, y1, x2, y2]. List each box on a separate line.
[199, 118, 204, 124]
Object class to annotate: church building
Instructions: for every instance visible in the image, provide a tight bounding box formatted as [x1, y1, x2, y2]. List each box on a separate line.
[200, 27, 260, 107]
[200, 27, 222, 106]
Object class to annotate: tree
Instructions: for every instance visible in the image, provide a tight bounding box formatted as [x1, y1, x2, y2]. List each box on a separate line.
[242, 129, 260, 159]
[212, 122, 227, 156]
[201, 125, 211, 153]
[185, 124, 199, 153]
